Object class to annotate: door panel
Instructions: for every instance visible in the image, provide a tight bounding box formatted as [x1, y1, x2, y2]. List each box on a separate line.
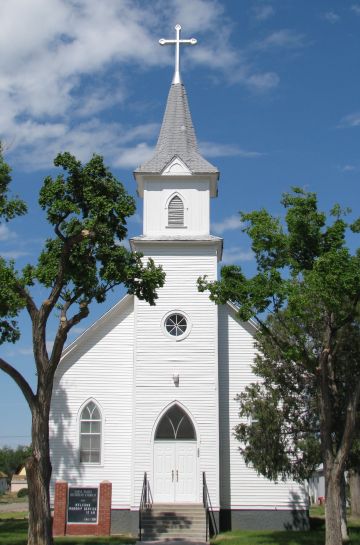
[175, 442, 197, 502]
[154, 442, 175, 502]
[153, 441, 197, 503]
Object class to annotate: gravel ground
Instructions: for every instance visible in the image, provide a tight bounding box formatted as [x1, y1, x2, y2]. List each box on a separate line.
[0, 501, 28, 512]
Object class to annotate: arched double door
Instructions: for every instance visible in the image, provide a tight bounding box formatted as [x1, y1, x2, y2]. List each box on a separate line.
[153, 404, 197, 503]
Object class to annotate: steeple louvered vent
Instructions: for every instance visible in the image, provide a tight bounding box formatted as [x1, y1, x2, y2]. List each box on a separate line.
[168, 195, 184, 226]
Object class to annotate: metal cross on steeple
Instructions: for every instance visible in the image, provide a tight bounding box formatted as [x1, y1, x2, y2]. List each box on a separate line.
[159, 24, 197, 85]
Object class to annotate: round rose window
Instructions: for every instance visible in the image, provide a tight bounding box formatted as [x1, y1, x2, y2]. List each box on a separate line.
[164, 313, 187, 337]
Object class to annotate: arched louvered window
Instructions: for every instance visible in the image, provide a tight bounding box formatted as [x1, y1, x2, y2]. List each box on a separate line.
[79, 401, 101, 463]
[168, 195, 184, 226]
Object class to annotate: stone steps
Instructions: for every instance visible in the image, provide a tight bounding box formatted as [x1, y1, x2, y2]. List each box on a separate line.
[140, 504, 207, 542]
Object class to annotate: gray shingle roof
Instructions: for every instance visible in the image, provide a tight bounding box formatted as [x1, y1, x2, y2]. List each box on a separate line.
[135, 83, 218, 175]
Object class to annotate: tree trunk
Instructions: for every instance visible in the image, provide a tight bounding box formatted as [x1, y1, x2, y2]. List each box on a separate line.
[349, 470, 360, 517]
[325, 468, 343, 545]
[26, 401, 53, 545]
[340, 472, 349, 543]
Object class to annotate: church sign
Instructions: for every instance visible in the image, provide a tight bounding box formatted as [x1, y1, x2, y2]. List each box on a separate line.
[67, 487, 98, 524]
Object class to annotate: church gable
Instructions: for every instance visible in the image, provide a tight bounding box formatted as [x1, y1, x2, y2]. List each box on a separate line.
[58, 294, 134, 374]
[162, 156, 192, 176]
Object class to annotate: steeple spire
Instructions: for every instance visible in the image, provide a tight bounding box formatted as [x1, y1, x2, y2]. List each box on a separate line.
[159, 24, 197, 85]
[134, 25, 218, 178]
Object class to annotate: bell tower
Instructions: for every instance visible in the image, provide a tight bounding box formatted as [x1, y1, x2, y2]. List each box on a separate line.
[130, 25, 222, 512]
[132, 25, 221, 246]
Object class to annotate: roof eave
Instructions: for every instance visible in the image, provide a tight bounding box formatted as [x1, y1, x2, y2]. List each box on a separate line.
[130, 236, 223, 261]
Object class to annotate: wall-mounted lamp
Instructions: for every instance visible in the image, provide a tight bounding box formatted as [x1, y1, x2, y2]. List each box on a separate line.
[173, 374, 179, 387]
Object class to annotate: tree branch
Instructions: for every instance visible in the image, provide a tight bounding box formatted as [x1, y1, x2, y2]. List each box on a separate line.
[0, 357, 35, 410]
[40, 229, 94, 323]
[14, 283, 38, 321]
[49, 302, 90, 367]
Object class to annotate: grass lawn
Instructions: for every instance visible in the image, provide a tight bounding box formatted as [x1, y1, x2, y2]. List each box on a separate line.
[211, 510, 360, 545]
[0, 492, 28, 504]
[0, 516, 136, 545]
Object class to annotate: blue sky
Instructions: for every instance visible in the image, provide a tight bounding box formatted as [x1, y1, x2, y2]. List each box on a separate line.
[0, 0, 359, 447]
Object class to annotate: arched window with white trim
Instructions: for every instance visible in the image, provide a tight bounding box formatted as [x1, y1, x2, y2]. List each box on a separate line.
[155, 404, 196, 440]
[79, 401, 101, 463]
[168, 195, 184, 226]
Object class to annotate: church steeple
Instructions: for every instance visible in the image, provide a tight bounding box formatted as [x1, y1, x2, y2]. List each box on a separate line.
[134, 24, 218, 179]
[135, 83, 218, 176]
[132, 24, 221, 258]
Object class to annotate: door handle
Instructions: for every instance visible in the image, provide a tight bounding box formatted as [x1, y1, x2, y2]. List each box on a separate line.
[176, 469, 179, 482]
[172, 470, 174, 482]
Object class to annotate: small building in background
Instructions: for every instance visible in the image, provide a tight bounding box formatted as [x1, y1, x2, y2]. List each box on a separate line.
[10, 465, 28, 493]
[0, 471, 8, 493]
[308, 465, 325, 504]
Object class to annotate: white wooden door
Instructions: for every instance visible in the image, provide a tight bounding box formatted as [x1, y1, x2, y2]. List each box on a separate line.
[174, 441, 197, 502]
[154, 442, 174, 502]
[153, 441, 197, 502]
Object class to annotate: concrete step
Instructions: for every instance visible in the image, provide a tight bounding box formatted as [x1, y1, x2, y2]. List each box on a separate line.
[141, 515, 206, 523]
[140, 503, 207, 542]
[141, 535, 207, 542]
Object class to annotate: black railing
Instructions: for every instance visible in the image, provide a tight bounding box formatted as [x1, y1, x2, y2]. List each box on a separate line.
[139, 472, 153, 540]
[203, 471, 218, 540]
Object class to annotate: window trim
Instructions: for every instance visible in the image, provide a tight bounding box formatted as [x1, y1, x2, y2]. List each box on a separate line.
[155, 403, 197, 441]
[165, 192, 187, 228]
[162, 310, 191, 341]
[78, 399, 103, 466]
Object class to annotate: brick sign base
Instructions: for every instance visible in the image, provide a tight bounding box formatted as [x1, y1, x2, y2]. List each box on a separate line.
[53, 480, 112, 536]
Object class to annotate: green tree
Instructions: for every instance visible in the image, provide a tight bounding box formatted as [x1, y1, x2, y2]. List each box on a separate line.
[0, 445, 31, 480]
[0, 150, 165, 545]
[199, 188, 360, 545]
[235, 309, 360, 540]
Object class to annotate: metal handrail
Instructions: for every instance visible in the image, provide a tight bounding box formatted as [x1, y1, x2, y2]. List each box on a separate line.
[203, 471, 218, 540]
[139, 472, 153, 540]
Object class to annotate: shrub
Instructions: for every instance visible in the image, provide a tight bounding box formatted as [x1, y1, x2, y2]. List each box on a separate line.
[17, 488, 28, 498]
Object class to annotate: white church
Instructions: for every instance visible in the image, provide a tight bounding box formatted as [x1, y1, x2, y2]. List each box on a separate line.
[50, 25, 307, 540]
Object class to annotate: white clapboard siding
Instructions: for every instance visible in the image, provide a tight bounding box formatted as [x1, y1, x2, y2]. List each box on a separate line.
[143, 179, 210, 236]
[132, 242, 220, 509]
[50, 296, 134, 508]
[218, 304, 307, 510]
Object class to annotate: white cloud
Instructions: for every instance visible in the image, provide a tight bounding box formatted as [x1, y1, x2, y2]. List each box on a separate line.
[246, 71, 280, 91]
[8, 120, 158, 170]
[340, 164, 357, 172]
[0, 224, 17, 242]
[323, 11, 340, 24]
[0, 0, 285, 170]
[199, 142, 264, 158]
[351, 4, 360, 15]
[222, 246, 254, 264]
[338, 112, 360, 128]
[252, 5, 275, 21]
[212, 214, 242, 235]
[254, 29, 306, 50]
[114, 143, 155, 170]
[166, 0, 225, 33]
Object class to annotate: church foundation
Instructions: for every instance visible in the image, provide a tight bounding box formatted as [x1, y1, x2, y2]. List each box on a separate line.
[219, 509, 310, 532]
